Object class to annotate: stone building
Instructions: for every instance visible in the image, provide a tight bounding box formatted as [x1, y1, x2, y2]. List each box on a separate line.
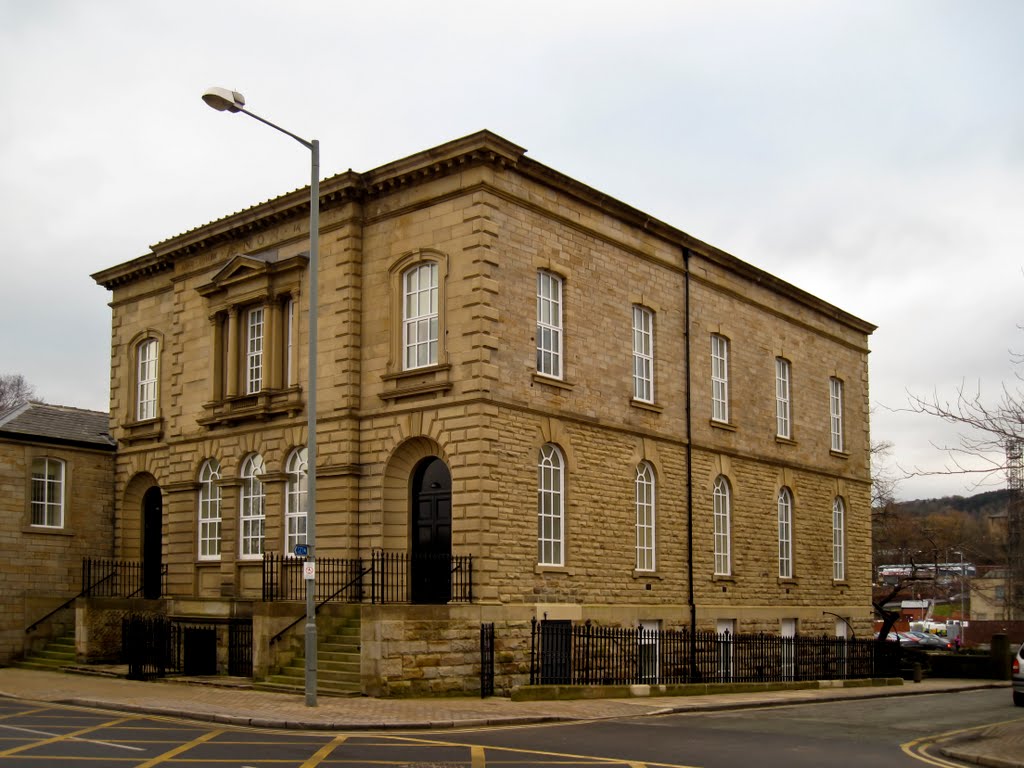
[91, 130, 875, 694]
[0, 401, 115, 663]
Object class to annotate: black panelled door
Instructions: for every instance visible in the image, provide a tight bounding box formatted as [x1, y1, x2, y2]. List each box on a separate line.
[410, 457, 452, 603]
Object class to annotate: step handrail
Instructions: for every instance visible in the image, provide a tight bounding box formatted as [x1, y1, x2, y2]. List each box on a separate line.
[24, 572, 116, 634]
[269, 566, 371, 647]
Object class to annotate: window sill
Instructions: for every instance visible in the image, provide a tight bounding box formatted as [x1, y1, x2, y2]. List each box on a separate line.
[196, 557, 221, 564]
[379, 364, 452, 402]
[23, 525, 73, 537]
[710, 419, 736, 432]
[633, 569, 662, 580]
[830, 449, 849, 460]
[122, 417, 163, 445]
[832, 579, 849, 588]
[775, 435, 797, 446]
[778, 577, 799, 587]
[198, 388, 304, 428]
[712, 574, 735, 583]
[534, 564, 572, 575]
[630, 399, 663, 414]
[532, 374, 574, 392]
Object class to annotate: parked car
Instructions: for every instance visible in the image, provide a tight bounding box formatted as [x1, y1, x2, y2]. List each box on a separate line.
[1013, 642, 1023, 707]
[906, 631, 951, 650]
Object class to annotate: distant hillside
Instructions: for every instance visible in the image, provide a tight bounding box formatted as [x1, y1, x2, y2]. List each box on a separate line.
[894, 489, 1012, 520]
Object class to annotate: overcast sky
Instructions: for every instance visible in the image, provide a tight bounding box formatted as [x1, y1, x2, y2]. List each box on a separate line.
[2, 0, 1021, 501]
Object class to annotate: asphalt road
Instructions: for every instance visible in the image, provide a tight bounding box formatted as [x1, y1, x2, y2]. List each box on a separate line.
[0, 688, 1016, 767]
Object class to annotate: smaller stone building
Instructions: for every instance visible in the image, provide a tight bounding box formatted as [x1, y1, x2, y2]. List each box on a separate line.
[0, 401, 115, 663]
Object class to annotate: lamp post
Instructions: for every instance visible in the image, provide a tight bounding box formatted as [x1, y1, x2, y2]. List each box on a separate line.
[202, 87, 319, 707]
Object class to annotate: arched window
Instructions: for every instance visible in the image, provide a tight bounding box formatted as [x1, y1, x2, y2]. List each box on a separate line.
[31, 457, 65, 528]
[239, 454, 265, 558]
[285, 447, 308, 554]
[636, 462, 656, 571]
[713, 475, 731, 575]
[136, 338, 159, 421]
[403, 262, 439, 369]
[538, 444, 565, 566]
[833, 496, 846, 581]
[778, 487, 793, 579]
[198, 459, 221, 560]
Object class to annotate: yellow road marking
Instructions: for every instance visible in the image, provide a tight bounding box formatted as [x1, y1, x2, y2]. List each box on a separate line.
[471, 744, 485, 768]
[132, 728, 224, 767]
[297, 733, 348, 767]
[384, 733, 699, 768]
[902, 715, 1024, 767]
[0, 715, 136, 758]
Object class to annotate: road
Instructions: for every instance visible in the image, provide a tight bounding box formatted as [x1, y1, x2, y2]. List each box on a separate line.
[0, 688, 1017, 767]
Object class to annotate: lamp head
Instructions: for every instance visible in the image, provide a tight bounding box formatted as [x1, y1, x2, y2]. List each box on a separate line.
[202, 87, 246, 113]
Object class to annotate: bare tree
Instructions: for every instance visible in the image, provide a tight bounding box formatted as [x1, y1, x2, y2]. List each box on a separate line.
[904, 379, 1024, 481]
[0, 374, 36, 411]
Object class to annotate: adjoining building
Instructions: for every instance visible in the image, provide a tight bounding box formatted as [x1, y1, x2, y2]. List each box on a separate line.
[89, 130, 875, 695]
[0, 401, 115, 664]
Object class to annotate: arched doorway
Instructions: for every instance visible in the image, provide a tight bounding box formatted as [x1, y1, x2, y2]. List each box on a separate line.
[410, 457, 452, 604]
[142, 486, 163, 599]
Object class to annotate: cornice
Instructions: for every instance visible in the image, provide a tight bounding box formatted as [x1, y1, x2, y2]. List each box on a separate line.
[91, 129, 874, 335]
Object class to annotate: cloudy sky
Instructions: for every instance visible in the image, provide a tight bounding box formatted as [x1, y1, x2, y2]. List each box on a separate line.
[2, 0, 1021, 501]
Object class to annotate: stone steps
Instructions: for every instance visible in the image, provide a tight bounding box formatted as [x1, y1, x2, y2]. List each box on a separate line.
[14, 632, 76, 671]
[259, 614, 362, 696]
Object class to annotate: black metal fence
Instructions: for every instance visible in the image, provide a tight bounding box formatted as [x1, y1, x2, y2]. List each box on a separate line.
[529, 620, 901, 686]
[262, 554, 366, 603]
[82, 558, 166, 598]
[262, 551, 473, 605]
[121, 615, 253, 679]
[480, 622, 495, 698]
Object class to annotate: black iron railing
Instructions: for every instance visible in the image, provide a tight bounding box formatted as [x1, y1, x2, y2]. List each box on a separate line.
[26, 558, 167, 634]
[528, 620, 901, 686]
[262, 554, 366, 603]
[480, 622, 495, 698]
[263, 551, 473, 605]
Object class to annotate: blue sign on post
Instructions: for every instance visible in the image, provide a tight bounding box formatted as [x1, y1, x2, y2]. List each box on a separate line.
[293, 544, 309, 557]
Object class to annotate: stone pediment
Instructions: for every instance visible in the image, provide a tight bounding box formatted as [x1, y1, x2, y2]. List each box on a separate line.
[198, 250, 308, 298]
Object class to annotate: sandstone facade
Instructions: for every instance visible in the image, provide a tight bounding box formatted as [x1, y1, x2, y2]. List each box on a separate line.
[0, 402, 115, 663]
[92, 131, 875, 693]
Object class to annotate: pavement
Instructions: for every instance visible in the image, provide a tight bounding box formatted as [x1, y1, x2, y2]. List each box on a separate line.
[0, 668, 1020, 766]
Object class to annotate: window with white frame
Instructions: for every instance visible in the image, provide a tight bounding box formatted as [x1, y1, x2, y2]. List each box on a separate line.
[632, 306, 654, 403]
[285, 447, 308, 554]
[829, 377, 844, 452]
[403, 262, 439, 370]
[538, 443, 565, 566]
[711, 334, 729, 423]
[713, 475, 731, 575]
[285, 297, 295, 386]
[833, 496, 846, 580]
[198, 459, 221, 559]
[245, 307, 264, 395]
[778, 487, 793, 579]
[776, 358, 791, 439]
[636, 461, 656, 571]
[239, 454, 265, 558]
[136, 338, 158, 421]
[30, 457, 64, 528]
[536, 271, 563, 379]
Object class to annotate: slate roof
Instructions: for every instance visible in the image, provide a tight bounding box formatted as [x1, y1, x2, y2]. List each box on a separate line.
[0, 401, 114, 450]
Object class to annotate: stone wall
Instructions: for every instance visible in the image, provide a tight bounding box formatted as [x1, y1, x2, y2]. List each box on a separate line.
[0, 440, 115, 664]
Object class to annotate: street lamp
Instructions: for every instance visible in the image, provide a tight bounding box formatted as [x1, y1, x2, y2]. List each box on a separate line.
[202, 87, 319, 707]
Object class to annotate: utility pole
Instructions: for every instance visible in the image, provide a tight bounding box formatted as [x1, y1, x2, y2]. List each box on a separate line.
[1006, 438, 1023, 620]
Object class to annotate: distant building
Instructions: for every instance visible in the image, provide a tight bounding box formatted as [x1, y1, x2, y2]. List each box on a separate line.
[0, 401, 115, 663]
[90, 130, 876, 694]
